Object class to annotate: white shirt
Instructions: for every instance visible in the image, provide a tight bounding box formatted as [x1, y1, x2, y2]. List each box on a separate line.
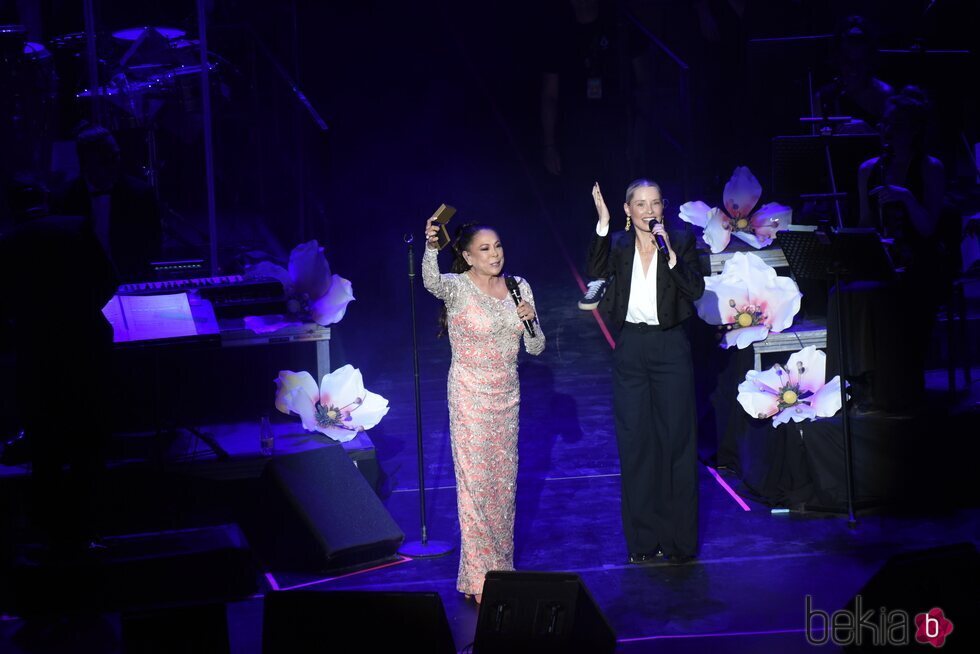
[626, 245, 659, 325]
[595, 221, 660, 325]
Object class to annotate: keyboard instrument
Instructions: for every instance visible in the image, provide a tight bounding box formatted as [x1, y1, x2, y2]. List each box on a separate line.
[118, 275, 287, 318]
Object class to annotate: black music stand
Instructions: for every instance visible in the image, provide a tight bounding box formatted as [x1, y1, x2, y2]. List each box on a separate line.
[777, 228, 894, 524]
[771, 133, 879, 226]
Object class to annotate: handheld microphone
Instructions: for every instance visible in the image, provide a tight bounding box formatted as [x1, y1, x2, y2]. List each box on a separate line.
[653, 231, 669, 259]
[504, 276, 535, 337]
[641, 218, 670, 258]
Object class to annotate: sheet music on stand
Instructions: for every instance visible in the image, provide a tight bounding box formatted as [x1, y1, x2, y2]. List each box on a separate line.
[777, 227, 895, 283]
[102, 292, 220, 345]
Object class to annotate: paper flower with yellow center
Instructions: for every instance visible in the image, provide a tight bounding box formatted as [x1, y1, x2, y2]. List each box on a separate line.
[274, 365, 389, 442]
[695, 252, 802, 349]
[737, 346, 844, 426]
[244, 240, 354, 333]
[679, 166, 792, 254]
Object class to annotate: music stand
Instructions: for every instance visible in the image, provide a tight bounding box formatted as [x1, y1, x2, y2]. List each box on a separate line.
[777, 228, 894, 524]
[771, 134, 879, 225]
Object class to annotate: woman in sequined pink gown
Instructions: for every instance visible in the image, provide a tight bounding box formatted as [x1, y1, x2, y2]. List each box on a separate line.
[422, 219, 545, 603]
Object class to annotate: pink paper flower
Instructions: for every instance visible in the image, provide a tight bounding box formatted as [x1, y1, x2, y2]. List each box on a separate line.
[274, 365, 389, 443]
[678, 166, 792, 253]
[695, 252, 802, 349]
[245, 240, 354, 333]
[737, 346, 844, 426]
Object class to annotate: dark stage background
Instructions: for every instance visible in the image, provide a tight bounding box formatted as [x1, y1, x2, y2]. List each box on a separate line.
[0, 1, 978, 652]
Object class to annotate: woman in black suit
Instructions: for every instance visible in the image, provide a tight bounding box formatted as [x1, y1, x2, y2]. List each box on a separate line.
[587, 179, 705, 563]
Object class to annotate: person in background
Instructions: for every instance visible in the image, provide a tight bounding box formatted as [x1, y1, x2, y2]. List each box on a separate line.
[0, 175, 117, 556]
[815, 15, 894, 135]
[538, 0, 649, 310]
[827, 85, 947, 413]
[54, 124, 160, 282]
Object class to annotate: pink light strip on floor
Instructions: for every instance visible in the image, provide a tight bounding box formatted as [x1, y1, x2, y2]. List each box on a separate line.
[592, 309, 617, 350]
[619, 627, 814, 643]
[706, 465, 752, 511]
[263, 572, 280, 591]
[272, 555, 413, 592]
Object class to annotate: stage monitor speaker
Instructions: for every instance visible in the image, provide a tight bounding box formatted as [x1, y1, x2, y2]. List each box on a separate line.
[253, 446, 404, 571]
[842, 542, 978, 653]
[474, 571, 616, 654]
[262, 589, 456, 653]
[121, 603, 230, 654]
[9, 524, 258, 615]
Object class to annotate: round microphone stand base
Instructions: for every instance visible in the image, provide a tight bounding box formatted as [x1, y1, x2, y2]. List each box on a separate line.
[398, 539, 454, 558]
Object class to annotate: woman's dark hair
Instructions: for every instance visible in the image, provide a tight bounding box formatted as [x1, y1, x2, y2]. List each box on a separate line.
[884, 85, 931, 155]
[438, 222, 497, 337]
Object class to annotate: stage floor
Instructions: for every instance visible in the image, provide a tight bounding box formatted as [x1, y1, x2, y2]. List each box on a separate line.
[1, 271, 976, 652]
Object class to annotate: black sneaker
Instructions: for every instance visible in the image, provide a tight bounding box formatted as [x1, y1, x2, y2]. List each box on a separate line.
[578, 278, 608, 310]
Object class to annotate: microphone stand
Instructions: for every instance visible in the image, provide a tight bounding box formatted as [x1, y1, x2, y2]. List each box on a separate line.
[876, 144, 893, 233]
[799, 115, 851, 229]
[398, 234, 452, 558]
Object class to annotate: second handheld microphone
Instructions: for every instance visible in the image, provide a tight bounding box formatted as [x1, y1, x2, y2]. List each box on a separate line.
[504, 276, 536, 337]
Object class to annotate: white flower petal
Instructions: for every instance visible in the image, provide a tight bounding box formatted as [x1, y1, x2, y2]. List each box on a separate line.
[678, 200, 713, 228]
[282, 386, 318, 431]
[743, 367, 785, 394]
[244, 314, 298, 334]
[773, 403, 817, 426]
[732, 252, 779, 291]
[702, 208, 731, 253]
[737, 386, 779, 421]
[351, 390, 391, 430]
[731, 324, 770, 349]
[310, 275, 354, 326]
[732, 230, 770, 249]
[808, 375, 844, 418]
[288, 240, 332, 300]
[274, 370, 319, 416]
[319, 364, 364, 407]
[751, 202, 792, 238]
[315, 424, 359, 443]
[764, 277, 803, 333]
[785, 346, 826, 394]
[696, 266, 754, 325]
[723, 166, 762, 219]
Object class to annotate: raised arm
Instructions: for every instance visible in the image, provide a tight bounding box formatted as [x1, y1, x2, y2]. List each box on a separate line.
[422, 215, 460, 305]
[586, 182, 613, 278]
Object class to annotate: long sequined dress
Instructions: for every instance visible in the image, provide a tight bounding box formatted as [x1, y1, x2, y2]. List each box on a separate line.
[422, 247, 545, 595]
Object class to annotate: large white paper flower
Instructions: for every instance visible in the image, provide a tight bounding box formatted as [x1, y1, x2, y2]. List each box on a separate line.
[695, 252, 802, 349]
[737, 346, 844, 426]
[678, 166, 792, 254]
[274, 365, 389, 443]
[245, 240, 354, 332]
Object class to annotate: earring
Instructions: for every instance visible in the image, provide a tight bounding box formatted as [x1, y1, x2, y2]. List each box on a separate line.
[625, 215, 631, 231]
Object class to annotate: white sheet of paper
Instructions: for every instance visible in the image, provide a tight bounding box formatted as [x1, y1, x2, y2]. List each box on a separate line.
[102, 293, 205, 342]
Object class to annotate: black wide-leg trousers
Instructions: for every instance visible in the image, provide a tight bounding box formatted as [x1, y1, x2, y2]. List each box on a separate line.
[613, 322, 699, 557]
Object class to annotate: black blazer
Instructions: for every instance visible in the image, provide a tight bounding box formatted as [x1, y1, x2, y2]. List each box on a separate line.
[586, 226, 705, 332]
